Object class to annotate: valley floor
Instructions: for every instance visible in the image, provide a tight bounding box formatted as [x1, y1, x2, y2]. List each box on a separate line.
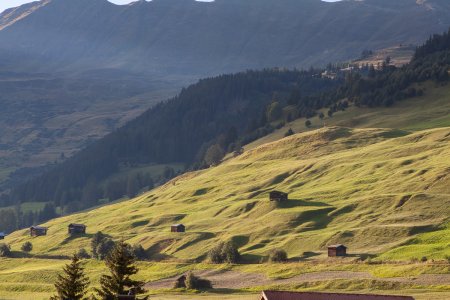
[0, 258, 449, 300]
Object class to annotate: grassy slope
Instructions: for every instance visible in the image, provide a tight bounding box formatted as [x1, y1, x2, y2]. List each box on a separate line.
[1, 83, 450, 299]
[248, 82, 450, 150]
[5, 131, 450, 261]
[0, 258, 448, 300]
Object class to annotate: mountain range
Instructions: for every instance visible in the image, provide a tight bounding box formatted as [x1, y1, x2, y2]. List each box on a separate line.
[1, 0, 450, 76]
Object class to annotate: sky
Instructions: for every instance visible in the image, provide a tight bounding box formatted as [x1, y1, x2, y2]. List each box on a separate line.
[0, 0, 341, 14]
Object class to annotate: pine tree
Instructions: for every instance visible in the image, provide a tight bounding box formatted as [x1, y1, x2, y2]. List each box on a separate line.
[204, 144, 225, 166]
[91, 231, 107, 259]
[95, 241, 147, 299]
[51, 254, 90, 300]
[284, 128, 294, 137]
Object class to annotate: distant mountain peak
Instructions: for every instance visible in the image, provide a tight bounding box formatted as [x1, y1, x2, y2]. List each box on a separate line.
[0, 0, 50, 31]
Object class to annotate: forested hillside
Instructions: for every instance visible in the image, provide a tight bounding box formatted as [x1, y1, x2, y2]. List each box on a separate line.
[6, 71, 339, 208]
[2, 29, 450, 233]
[0, 72, 180, 190]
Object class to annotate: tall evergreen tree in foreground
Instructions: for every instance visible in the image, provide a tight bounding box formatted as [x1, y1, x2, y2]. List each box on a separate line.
[95, 240, 147, 299]
[51, 254, 90, 300]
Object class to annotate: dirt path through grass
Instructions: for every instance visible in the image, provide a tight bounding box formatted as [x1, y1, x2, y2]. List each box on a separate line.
[147, 270, 371, 289]
[145, 269, 450, 290]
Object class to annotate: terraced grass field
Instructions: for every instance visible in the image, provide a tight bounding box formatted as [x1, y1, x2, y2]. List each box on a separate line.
[1, 85, 449, 299]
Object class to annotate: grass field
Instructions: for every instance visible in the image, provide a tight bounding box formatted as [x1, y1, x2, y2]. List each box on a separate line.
[4, 125, 450, 261]
[353, 45, 415, 68]
[0, 258, 448, 299]
[1, 84, 449, 299]
[247, 82, 450, 150]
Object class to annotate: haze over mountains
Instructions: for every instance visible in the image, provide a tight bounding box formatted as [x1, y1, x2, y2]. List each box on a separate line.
[1, 0, 450, 75]
[1, 0, 450, 193]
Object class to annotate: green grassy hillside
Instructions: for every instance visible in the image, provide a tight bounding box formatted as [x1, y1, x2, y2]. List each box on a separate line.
[2, 85, 450, 299]
[4, 123, 450, 262]
[247, 82, 450, 150]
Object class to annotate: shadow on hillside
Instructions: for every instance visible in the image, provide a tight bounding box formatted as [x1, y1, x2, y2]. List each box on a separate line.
[276, 199, 330, 209]
[57, 232, 96, 247]
[174, 232, 216, 253]
[148, 252, 174, 262]
[290, 207, 336, 232]
[33, 254, 71, 260]
[290, 251, 321, 261]
[240, 253, 264, 264]
[10, 251, 70, 260]
[231, 235, 250, 248]
[346, 253, 377, 260]
[205, 288, 245, 295]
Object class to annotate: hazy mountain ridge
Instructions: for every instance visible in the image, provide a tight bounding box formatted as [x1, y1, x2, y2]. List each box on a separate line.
[1, 0, 450, 75]
[0, 71, 181, 192]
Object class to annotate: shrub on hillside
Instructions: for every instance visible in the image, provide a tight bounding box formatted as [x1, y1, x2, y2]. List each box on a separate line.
[208, 243, 224, 264]
[185, 272, 212, 290]
[91, 231, 115, 260]
[0, 243, 12, 257]
[77, 248, 91, 259]
[91, 231, 107, 259]
[269, 249, 288, 263]
[221, 241, 240, 263]
[21, 242, 33, 253]
[132, 244, 148, 260]
[284, 128, 294, 137]
[97, 239, 115, 260]
[208, 241, 240, 264]
[204, 144, 225, 166]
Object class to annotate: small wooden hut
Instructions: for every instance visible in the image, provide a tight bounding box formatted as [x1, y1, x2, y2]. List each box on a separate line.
[269, 191, 288, 202]
[68, 223, 87, 235]
[327, 244, 347, 257]
[30, 226, 48, 237]
[171, 224, 185, 233]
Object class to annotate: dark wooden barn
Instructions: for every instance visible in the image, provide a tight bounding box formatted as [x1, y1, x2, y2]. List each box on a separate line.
[270, 191, 288, 202]
[68, 223, 87, 235]
[171, 224, 185, 233]
[261, 291, 415, 300]
[0, 232, 5, 240]
[328, 244, 347, 257]
[30, 226, 48, 237]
